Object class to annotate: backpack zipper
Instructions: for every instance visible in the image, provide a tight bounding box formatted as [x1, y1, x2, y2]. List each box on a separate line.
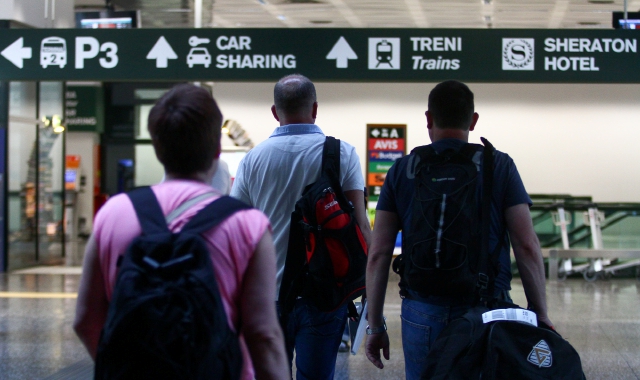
[435, 193, 446, 268]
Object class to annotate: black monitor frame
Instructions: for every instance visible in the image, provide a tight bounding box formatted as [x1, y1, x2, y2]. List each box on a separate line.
[75, 10, 140, 29]
[612, 11, 640, 29]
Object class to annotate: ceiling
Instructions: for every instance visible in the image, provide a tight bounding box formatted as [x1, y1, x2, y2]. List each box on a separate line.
[74, 0, 640, 29]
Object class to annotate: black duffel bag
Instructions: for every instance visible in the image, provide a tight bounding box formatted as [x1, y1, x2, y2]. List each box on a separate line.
[422, 303, 586, 380]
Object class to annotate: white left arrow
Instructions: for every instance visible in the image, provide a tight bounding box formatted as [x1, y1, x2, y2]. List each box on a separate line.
[146, 36, 178, 68]
[1, 37, 32, 69]
[326, 36, 357, 69]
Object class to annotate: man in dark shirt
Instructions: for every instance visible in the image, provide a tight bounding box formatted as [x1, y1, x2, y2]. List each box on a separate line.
[364, 80, 552, 380]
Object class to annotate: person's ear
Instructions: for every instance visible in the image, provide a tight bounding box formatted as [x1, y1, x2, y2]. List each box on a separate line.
[215, 142, 221, 159]
[425, 110, 433, 130]
[311, 102, 318, 119]
[469, 112, 479, 132]
[271, 105, 280, 121]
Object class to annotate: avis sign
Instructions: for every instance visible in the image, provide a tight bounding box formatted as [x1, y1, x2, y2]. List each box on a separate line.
[366, 124, 406, 201]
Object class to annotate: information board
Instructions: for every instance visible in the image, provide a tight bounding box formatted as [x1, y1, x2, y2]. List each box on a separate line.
[1, 29, 639, 82]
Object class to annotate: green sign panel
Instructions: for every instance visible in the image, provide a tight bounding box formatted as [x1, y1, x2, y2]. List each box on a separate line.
[0, 29, 638, 82]
[65, 85, 104, 132]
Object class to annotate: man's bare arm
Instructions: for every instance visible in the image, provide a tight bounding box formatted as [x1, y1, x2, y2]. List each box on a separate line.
[364, 210, 400, 369]
[505, 203, 553, 327]
[345, 189, 372, 247]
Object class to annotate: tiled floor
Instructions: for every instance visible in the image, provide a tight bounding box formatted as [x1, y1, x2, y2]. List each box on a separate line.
[0, 267, 639, 379]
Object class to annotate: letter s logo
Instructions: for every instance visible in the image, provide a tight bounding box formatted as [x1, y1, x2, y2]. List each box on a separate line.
[510, 45, 527, 61]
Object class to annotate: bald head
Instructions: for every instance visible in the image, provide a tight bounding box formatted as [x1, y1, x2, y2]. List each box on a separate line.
[273, 74, 317, 123]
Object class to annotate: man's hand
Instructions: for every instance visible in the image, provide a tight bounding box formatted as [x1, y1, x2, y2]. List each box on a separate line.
[538, 315, 554, 330]
[365, 331, 390, 369]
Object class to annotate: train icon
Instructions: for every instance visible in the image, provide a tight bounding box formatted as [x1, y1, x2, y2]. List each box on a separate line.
[40, 37, 67, 69]
[368, 38, 400, 70]
[376, 40, 393, 68]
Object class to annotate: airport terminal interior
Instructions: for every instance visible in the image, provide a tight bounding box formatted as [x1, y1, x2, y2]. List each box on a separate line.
[2, 0, 640, 379]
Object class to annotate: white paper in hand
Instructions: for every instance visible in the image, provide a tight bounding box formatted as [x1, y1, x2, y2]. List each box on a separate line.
[350, 300, 368, 355]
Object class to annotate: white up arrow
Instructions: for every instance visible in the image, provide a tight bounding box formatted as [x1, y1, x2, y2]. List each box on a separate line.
[146, 36, 178, 68]
[1, 38, 32, 69]
[326, 36, 357, 69]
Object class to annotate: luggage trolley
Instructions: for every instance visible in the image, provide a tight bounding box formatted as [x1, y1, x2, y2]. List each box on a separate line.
[531, 195, 592, 280]
[581, 206, 608, 282]
[582, 203, 640, 281]
[551, 205, 590, 280]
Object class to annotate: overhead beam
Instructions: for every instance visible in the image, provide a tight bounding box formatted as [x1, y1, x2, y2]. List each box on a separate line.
[548, 0, 569, 29]
[327, 0, 365, 28]
[404, 0, 429, 28]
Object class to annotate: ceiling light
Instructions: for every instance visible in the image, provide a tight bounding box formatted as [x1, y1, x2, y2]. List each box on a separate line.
[484, 15, 492, 22]
[587, 0, 614, 3]
[310, 20, 332, 24]
[578, 21, 600, 25]
[256, 0, 267, 4]
[483, 0, 492, 4]
[277, 15, 287, 20]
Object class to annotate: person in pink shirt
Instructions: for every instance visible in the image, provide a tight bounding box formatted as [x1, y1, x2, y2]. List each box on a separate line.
[74, 84, 289, 380]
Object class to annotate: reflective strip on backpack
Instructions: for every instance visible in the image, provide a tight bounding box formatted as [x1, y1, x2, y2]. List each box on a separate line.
[165, 191, 218, 224]
[435, 193, 447, 268]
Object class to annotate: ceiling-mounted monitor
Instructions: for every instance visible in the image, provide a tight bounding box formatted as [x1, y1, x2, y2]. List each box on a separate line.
[75, 10, 140, 29]
[612, 12, 640, 29]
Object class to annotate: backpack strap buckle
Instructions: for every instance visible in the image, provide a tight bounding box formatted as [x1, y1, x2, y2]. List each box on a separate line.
[477, 272, 490, 302]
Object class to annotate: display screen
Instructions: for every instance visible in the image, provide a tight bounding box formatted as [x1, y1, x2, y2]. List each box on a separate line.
[612, 12, 640, 29]
[75, 11, 139, 29]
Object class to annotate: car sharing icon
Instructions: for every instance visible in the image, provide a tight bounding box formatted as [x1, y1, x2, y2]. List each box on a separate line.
[187, 36, 212, 68]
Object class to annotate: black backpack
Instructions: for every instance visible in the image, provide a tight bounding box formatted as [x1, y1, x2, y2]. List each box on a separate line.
[422, 303, 586, 379]
[279, 136, 368, 315]
[95, 187, 249, 380]
[393, 137, 498, 300]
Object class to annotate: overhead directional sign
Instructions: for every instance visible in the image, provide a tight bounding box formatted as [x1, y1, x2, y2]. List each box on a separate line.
[0, 28, 639, 82]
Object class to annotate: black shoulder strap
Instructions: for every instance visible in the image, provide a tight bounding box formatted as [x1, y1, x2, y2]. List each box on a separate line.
[322, 136, 341, 179]
[477, 137, 495, 303]
[128, 187, 169, 235]
[128, 187, 252, 236]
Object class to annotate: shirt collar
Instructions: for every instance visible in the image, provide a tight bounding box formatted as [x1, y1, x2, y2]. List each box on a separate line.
[269, 124, 324, 137]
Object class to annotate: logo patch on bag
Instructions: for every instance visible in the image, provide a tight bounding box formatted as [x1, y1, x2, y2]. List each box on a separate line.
[528, 340, 552, 368]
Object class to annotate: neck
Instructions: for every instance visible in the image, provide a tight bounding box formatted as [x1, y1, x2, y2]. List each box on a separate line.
[164, 159, 218, 184]
[430, 127, 469, 143]
[280, 117, 314, 126]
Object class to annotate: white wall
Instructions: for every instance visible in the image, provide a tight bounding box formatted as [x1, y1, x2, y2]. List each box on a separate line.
[212, 82, 640, 203]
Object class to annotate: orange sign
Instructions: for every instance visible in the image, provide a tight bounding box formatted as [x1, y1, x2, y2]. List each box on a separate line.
[368, 172, 386, 187]
[66, 155, 81, 169]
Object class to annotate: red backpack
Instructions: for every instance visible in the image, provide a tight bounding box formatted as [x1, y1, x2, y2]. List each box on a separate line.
[279, 136, 368, 315]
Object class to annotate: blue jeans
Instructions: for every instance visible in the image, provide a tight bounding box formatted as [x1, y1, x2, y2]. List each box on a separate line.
[283, 298, 348, 380]
[401, 290, 513, 380]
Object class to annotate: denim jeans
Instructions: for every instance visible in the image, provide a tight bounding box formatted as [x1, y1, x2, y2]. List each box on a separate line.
[283, 298, 348, 380]
[401, 290, 513, 380]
